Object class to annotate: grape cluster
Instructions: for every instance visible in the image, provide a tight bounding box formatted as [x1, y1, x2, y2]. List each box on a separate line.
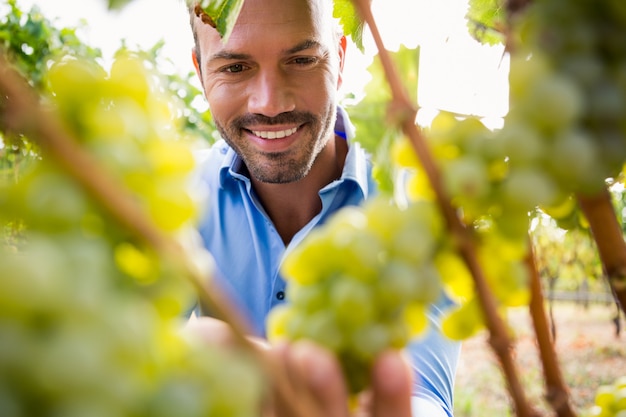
[0, 54, 262, 417]
[267, 197, 445, 393]
[393, 112, 532, 340]
[585, 376, 626, 417]
[387, 0, 626, 347]
[506, 0, 626, 214]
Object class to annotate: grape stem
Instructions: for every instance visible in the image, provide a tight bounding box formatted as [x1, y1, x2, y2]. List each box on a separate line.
[349, 0, 539, 416]
[526, 240, 577, 417]
[0, 54, 320, 417]
[577, 189, 626, 316]
[506, 0, 531, 15]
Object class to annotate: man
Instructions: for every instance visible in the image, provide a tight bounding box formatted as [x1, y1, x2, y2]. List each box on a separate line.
[186, 0, 460, 415]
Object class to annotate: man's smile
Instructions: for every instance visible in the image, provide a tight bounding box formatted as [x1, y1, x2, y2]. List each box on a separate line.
[251, 126, 299, 139]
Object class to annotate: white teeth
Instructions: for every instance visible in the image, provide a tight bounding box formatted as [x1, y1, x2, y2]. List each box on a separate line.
[252, 127, 298, 140]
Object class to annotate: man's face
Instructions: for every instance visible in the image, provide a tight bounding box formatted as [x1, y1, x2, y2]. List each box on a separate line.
[192, 0, 345, 184]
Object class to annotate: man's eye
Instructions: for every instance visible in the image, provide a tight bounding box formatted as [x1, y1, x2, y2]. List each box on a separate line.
[223, 63, 246, 73]
[293, 57, 318, 66]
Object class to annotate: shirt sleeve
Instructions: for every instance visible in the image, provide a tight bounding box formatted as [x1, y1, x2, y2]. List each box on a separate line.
[406, 295, 462, 417]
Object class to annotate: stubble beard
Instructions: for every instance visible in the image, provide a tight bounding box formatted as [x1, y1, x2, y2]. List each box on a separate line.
[216, 106, 337, 184]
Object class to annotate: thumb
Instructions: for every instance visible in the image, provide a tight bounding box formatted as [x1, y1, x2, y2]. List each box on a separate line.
[370, 350, 413, 417]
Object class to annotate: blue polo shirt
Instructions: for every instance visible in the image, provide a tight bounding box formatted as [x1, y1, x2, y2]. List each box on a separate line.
[192, 107, 460, 416]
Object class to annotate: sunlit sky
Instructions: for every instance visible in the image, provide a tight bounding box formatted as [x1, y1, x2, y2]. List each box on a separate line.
[16, 0, 509, 127]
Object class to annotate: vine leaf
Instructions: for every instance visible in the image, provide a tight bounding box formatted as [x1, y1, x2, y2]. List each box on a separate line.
[466, 0, 506, 45]
[193, 0, 245, 43]
[106, 0, 134, 10]
[333, 0, 366, 52]
[347, 45, 420, 193]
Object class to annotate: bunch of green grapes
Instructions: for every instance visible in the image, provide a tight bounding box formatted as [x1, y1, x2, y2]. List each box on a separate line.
[0, 54, 262, 417]
[392, 112, 532, 341]
[385, 0, 626, 345]
[267, 197, 445, 393]
[584, 376, 626, 417]
[506, 0, 626, 205]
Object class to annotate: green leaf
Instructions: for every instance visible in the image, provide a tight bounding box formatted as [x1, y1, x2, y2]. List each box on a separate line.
[466, 0, 506, 45]
[195, 0, 245, 42]
[107, 0, 134, 10]
[333, 0, 366, 52]
[345, 45, 420, 194]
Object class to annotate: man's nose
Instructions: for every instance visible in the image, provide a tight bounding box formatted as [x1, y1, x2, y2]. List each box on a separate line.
[247, 69, 296, 117]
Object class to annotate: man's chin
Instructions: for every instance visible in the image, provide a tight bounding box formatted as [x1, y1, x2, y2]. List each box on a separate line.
[248, 164, 309, 184]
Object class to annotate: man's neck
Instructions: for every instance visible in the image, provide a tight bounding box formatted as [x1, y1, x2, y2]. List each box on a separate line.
[252, 135, 348, 245]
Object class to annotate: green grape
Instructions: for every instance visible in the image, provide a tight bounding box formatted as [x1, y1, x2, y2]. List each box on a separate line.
[441, 297, 484, 341]
[349, 323, 390, 360]
[561, 54, 604, 89]
[330, 277, 375, 328]
[496, 122, 545, 166]
[587, 80, 625, 124]
[281, 230, 337, 285]
[46, 57, 107, 107]
[300, 310, 344, 352]
[435, 249, 475, 302]
[500, 167, 559, 211]
[594, 385, 616, 410]
[442, 155, 490, 201]
[402, 303, 429, 338]
[520, 73, 584, 133]
[584, 376, 626, 416]
[615, 388, 626, 411]
[548, 128, 604, 194]
[508, 51, 551, 102]
[108, 54, 151, 105]
[540, 194, 577, 221]
[391, 137, 420, 168]
[286, 281, 327, 313]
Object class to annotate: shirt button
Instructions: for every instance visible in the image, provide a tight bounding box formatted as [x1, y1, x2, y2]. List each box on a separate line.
[276, 291, 285, 300]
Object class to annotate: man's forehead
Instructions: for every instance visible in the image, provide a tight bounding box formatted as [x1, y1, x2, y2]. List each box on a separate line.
[197, 0, 335, 49]
[193, 0, 333, 29]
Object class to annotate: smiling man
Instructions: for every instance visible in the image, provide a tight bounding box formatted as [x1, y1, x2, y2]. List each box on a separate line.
[187, 0, 460, 415]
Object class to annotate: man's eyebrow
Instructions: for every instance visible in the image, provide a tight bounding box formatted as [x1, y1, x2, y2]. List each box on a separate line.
[208, 51, 252, 62]
[207, 40, 322, 62]
[284, 39, 322, 55]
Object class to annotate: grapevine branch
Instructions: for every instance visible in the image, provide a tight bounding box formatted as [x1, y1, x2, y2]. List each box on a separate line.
[577, 189, 626, 316]
[526, 240, 577, 417]
[349, 1, 538, 416]
[0, 54, 319, 417]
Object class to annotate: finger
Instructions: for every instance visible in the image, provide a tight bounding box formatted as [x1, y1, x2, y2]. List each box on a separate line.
[288, 341, 351, 417]
[183, 316, 236, 345]
[269, 342, 307, 417]
[370, 350, 413, 417]
[183, 316, 269, 350]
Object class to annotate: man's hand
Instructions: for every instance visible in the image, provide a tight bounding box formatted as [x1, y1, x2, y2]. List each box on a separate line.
[184, 316, 414, 417]
[271, 341, 414, 417]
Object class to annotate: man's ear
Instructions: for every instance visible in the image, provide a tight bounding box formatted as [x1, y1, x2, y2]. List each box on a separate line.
[192, 48, 203, 87]
[337, 35, 347, 90]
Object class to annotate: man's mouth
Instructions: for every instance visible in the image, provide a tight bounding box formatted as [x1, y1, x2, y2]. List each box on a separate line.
[251, 127, 298, 140]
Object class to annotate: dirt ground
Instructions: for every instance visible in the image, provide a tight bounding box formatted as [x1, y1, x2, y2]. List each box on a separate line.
[453, 302, 626, 416]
